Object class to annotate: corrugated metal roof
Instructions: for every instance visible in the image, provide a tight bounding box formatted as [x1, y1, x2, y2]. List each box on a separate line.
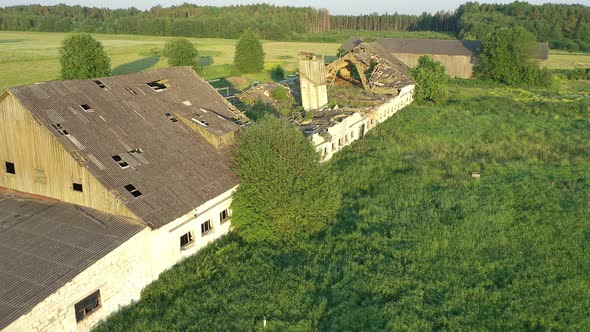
[0, 194, 145, 330]
[8, 67, 239, 229]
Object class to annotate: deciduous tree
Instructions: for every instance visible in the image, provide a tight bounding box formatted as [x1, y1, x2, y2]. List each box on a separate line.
[234, 28, 264, 73]
[231, 117, 340, 244]
[162, 38, 199, 71]
[410, 56, 448, 104]
[59, 33, 111, 79]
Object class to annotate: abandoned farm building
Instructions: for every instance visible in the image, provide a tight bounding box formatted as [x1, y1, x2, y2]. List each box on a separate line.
[340, 37, 550, 79]
[297, 41, 416, 160]
[0, 67, 245, 331]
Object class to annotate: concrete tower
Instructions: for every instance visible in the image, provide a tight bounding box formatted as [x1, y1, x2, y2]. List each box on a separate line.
[298, 52, 328, 111]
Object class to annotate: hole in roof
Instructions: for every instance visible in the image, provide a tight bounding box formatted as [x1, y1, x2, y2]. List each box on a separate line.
[80, 104, 93, 113]
[51, 123, 69, 136]
[112, 155, 129, 169]
[146, 79, 170, 92]
[94, 80, 106, 89]
[126, 87, 137, 96]
[165, 113, 179, 123]
[129, 148, 143, 154]
[124, 184, 143, 198]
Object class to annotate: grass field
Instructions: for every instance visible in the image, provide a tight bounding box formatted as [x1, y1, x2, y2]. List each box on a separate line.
[0, 31, 338, 91]
[94, 79, 589, 331]
[1, 31, 589, 92]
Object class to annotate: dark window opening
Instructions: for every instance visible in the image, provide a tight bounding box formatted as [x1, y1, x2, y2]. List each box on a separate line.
[51, 123, 69, 136]
[220, 209, 230, 223]
[80, 104, 93, 113]
[112, 155, 129, 169]
[124, 184, 142, 198]
[146, 80, 169, 92]
[201, 220, 212, 235]
[74, 290, 101, 322]
[165, 113, 178, 123]
[180, 232, 194, 249]
[73, 183, 83, 192]
[5, 162, 15, 175]
[125, 87, 137, 96]
[94, 80, 106, 89]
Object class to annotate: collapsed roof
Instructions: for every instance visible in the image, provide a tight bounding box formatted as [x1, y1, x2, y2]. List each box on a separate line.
[327, 40, 415, 95]
[6, 67, 242, 229]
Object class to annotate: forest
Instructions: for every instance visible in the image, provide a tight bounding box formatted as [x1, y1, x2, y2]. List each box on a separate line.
[0, 2, 589, 50]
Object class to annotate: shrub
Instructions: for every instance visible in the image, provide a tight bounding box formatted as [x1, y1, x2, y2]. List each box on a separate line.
[231, 117, 341, 244]
[234, 28, 265, 73]
[59, 33, 110, 79]
[410, 56, 448, 104]
[161, 38, 199, 71]
[475, 27, 551, 86]
[270, 65, 285, 81]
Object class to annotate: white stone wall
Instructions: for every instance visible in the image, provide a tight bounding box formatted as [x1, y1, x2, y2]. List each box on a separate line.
[314, 85, 415, 161]
[3, 186, 237, 332]
[4, 228, 152, 332]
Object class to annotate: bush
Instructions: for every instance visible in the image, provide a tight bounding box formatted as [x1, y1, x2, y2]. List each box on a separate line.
[234, 28, 265, 73]
[270, 65, 285, 81]
[475, 27, 551, 86]
[410, 56, 448, 104]
[59, 33, 110, 79]
[161, 38, 199, 71]
[231, 117, 341, 244]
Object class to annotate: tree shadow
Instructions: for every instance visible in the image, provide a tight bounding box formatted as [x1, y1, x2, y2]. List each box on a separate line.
[198, 56, 214, 67]
[112, 56, 160, 76]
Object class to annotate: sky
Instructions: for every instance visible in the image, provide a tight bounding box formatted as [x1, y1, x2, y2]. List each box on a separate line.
[1, 0, 586, 15]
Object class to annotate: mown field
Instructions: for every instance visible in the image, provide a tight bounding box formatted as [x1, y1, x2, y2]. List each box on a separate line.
[1, 31, 590, 92]
[94, 78, 590, 331]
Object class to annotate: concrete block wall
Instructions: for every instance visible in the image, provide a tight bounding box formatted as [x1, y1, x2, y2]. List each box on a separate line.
[4, 186, 237, 332]
[314, 85, 415, 161]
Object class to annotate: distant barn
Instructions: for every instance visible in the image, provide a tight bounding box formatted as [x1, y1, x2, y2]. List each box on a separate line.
[340, 37, 550, 79]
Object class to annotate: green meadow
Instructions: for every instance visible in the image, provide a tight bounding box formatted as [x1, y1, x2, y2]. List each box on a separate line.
[0, 31, 338, 91]
[1, 31, 590, 92]
[94, 78, 590, 331]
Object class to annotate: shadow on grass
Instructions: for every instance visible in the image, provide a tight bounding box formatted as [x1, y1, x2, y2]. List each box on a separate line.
[113, 56, 160, 76]
[198, 56, 214, 67]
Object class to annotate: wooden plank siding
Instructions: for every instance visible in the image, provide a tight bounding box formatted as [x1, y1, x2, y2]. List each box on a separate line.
[391, 53, 476, 79]
[0, 92, 139, 220]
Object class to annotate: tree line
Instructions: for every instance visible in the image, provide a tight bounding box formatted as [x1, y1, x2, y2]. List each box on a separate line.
[0, 2, 589, 51]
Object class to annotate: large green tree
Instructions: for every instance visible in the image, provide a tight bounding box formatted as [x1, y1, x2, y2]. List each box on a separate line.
[234, 28, 264, 73]
[474, 27, 551, 86]
[410, 56, 448, 104]
[59, 33, 111, 79]
[231, 117, 340, 244]
[161, 37, 199, 71]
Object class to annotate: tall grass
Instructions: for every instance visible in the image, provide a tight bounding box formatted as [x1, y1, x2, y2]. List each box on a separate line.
[95, 81, 590, 331]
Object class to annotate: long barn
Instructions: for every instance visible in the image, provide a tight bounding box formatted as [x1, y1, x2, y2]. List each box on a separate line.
[340, 37, 550, 79]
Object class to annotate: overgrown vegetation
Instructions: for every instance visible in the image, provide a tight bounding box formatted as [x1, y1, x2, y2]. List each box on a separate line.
[94, 79, 590, 331]
[234, 28, 264, 73]
[476, 27, 552, 86]
[59, 33, 110, 79]
[410, 55, 448, 104]
[230, 117, 341, 244]
[161, 38, 199, 72]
